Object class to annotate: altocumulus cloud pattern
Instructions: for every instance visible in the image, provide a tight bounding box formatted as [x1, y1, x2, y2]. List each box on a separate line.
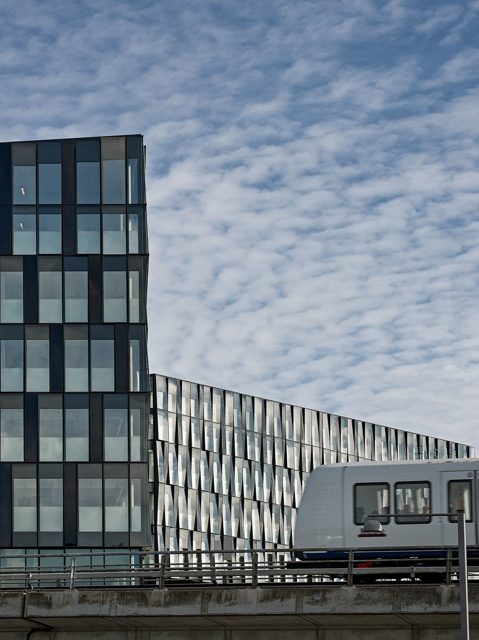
[1, 0, 479, 446]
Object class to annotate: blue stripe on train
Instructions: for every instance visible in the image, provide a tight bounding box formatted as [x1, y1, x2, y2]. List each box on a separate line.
[297, 548, 479, 560]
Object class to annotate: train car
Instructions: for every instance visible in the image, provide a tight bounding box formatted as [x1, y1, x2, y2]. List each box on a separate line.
[294, 458, 478, 577]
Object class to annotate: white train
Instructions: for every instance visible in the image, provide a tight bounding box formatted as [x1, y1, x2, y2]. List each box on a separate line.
[294, 458, 477, 559]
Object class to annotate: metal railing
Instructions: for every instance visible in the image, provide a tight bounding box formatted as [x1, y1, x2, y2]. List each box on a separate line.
[0, 546, 479, 590]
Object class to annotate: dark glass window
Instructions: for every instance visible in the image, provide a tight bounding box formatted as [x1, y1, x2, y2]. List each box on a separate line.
[354, 483, 389, 525]
[448, 480, 472, 522]
[104, 395, 128, 461]
[65, 394, 89, 461]
[38, 165, 61, 204]
[90, 326, 114, 392]
[77, 214, 100, 254]
[102, 137, 125, 205]
[26, 325, 49, 392]
[0, 394, 24, 461]
[77, 163, 100, 204]
[395, 482, 431, 524]
[0, 258, 23, 323]
[39, 395, 63, 462]
[0, 326, 23, 392]
[39, 214, 62, 254]
[13, 214, 36, 255]
[38, 258, 62, 324]
[64, 325, 88, 392]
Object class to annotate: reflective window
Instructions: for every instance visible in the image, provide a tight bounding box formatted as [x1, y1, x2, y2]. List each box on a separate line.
[39, 265, 62, 323]
[129, 325, 148, 392]
[103, 161, 125, 204]
[77, 214, 100, 254]
[130, 477, 142, 532]
[129, 271, 139, 322]
[130, 395, 147, 462]
[103, 271, 126, 322]
[128, 158, 138, 204]
[354, 483, 389, 525]
[13, 214, 36, 255]
[38, 165, 61, 204]
[65, 269, 88, 323]
[0, 259, 23, 323]
[128, 213, 139, 254]
[90, 327, 114, 392]
[13, 167, 36, 205]
[77, 162, 100, 204]
[105, 478, 128, 532]
[103, 213, 126, 254]
[64, 326, 88, 392]
[78, 465, 102, 534]
[26, 326, 49, 392]
[0, 395, 23, 461]
[39, 215, 62, 254]
[395, 482, 431, 524]
[65, 395, 89, 462]
[39, 395, 62, 462]
[448, 480, 472, 523]
[104, 399, 128, 461]
[39, 478, 63, 532]
[13, 477, 36, 532]
[1, 327, 23, 392]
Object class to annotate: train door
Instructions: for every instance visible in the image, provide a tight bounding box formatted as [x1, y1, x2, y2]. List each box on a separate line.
[441, 471, 476, 546]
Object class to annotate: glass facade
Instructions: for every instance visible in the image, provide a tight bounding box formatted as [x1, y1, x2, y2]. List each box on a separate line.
[0, 136, 150, 549]
[150, 374, 474, 553]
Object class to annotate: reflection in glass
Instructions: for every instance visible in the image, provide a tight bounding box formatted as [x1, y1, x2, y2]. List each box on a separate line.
[77, 162, 100, 204]
[26, 338, 49, 392]
[13, 479, 36, 531]
[104, 408, 128, 461]
[13, 166, 36, 205]
[128, 213, 139, 253]
[103, 214, 126, 254]
[65, 407, 89, 461]
[38, 165, 61, 204]
[39, 215, 62, 254]
[1, 407, 23, 461]
[129, 271, 139, 322]
[105, 479, 128, 531]
[128, 158, 138, 204]
[1, 340, 23, 391]
[13, 215, 36, 255]
[64, 329, 88, 392]
[395, 482, 431, 524]
[90, 338, 114, 391]
[39, 479, 63, 532]
[39, 408, 63, 462]
[103, 271, 126, 322]
[79, 478, 102, 531]
[130, 478, 141, 531]
[103, 160, 125, 204]
[0, 271, 23, 323]
[65, 271, 88, 322]
[39, 271, 62, 323]
[77, 214, 100, 254]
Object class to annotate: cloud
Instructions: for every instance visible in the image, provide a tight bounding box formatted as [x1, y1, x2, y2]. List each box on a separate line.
[0, 0, 479, 448]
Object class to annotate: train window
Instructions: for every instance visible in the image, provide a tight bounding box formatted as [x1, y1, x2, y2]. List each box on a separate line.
[448, 481, 472, 523]
[354, 483, 389, 525]
[395, 482, 431, 524]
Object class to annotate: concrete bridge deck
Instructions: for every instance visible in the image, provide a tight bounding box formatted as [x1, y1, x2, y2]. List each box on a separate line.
[1, 584, 479, 639]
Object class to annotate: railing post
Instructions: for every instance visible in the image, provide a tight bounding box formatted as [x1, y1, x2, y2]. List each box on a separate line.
[457, 511, 469, 640]
[159, 554, 166, 590]
[252, 552, 258, 589]
[347, 550, 354, 587]
[446, 548, 452, 586]
[69, 557, 76, 590]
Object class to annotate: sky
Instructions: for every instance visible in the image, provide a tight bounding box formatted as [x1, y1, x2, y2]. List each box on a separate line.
[1, 0, 479, 448]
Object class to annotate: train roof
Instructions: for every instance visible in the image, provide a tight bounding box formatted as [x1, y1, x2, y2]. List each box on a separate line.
[311, 458, 479, 472]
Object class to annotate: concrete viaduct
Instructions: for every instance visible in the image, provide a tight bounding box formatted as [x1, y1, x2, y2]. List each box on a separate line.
[1, 584, 479, 640]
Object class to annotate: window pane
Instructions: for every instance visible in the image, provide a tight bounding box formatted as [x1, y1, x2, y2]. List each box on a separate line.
[14, 478, 36, 531]
[129, 326, 148, 392]
[39, 408, 63, 462]
[354, 483, 389, 525]
[448, 481, 472, 522]
[1, 340, 23, 391]
[91, 339, 114, 391]
[39, 215, 62, 254]
[77, 162, 100, 204]
[65, 272, 88, 323]
[103, 214, 126, 254]
[103, 271, 126, 322]
[65, 408, 89, 461]
[26, 339, 49, 392]
[64, 339, 89, 392]
[39, 479, 63, 531]
[39, 271, 62, 323]
[103, 160, 125, 204]
[395, 482, 431, 524]
[13, 166, 36, 205]
[129, 271, 139, 322]
[128, 158, 138, 205]
[77, 214, 100, 254]
[104, 408, 128, 461]
[105, 479, 128, 531]
[1, 408, 23, 461]
[128, 213, 139, 254]
[13, 215, 36, 255]
[130, 478, 141, 531]
[38, 164, 61, 204]
[1, 271, 23, 323]
[79, 478, 102, 531]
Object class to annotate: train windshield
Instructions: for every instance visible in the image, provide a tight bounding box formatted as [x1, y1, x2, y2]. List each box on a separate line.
[354, 483, 389, 525]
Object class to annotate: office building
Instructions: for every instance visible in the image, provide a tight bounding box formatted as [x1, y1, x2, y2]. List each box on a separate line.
[0, 136, 150, 550]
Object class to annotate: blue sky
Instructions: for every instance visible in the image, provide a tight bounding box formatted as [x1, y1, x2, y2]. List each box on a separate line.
[2, 0, 479, 447]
